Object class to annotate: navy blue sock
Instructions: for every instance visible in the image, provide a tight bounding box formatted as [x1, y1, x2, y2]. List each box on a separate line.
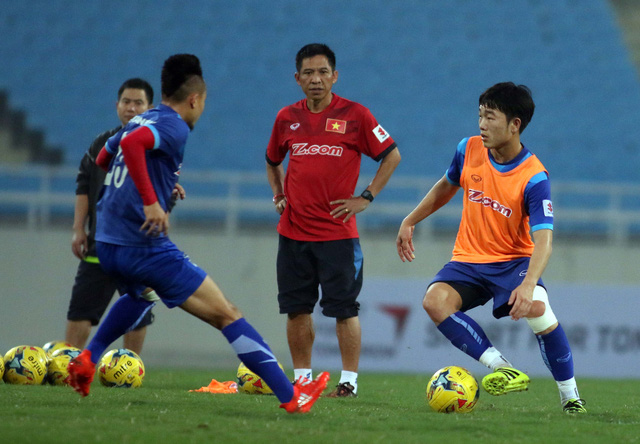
[437, 312, 492, 360]
[86, 294, 155, 364]
[535, 323, 574, 381]
[222, 318, 293, 404]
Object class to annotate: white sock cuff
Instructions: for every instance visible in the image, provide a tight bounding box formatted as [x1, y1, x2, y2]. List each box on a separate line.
[340, 370, 358, 388]
[556, 377, 580, 403]
[479, 347, 512, 370]
[294, 368, 312, 382]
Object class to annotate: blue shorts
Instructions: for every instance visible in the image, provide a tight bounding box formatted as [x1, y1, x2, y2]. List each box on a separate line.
[97, 241, 207, 308]
[67, 259, 154, 328]
[429, 258, 545, 319]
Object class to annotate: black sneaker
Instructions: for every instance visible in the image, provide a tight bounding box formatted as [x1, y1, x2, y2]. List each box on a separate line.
[326, 382, 357, 398]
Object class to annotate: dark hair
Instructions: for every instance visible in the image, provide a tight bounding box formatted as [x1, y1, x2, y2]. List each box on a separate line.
[161, 54, 205, 101]
[118, 78, 154, 104]
[479, 82, 535, 133]
[296, 43, 336, 72]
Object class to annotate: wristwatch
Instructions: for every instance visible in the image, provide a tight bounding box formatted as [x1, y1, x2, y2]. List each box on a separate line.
[360, 190, 374, 202]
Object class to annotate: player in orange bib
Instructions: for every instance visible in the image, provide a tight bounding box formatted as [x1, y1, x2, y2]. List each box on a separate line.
[396, 82, 585, 414]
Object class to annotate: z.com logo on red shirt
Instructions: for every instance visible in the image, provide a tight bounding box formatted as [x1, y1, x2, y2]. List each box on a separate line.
[292, 143, 343, 157]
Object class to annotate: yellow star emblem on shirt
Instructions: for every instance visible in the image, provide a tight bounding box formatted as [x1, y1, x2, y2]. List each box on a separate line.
[325, 118, 347, 134]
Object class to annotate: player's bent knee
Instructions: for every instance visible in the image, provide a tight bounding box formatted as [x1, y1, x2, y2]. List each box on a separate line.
[180, 282, 243, 330]
[423, 285, 455, 324]
[422, 291, 436, 315]
[201, 306, 242, 330]
[525, 286, 558, 334]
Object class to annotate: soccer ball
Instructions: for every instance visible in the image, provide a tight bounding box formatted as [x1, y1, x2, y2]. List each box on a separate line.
[3, 345, 49, 385]
[43, 341, 75, 359]
[0, 356, 4, 381]
[426, 366, 479, 413]
[236, 361, 284, 395]
[98, 349, 145, 388]
[47, 346, 81, 386]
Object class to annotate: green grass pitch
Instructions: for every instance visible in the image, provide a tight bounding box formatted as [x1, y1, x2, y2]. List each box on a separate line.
[1, 369, 638, 444]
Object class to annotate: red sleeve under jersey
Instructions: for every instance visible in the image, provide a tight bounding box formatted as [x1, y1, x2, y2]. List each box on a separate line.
[119, 126, 158, 206]
[95, 146, 113, 172]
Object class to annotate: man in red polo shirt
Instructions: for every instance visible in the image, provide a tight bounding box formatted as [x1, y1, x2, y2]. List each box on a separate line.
[266, 43, 401, 397]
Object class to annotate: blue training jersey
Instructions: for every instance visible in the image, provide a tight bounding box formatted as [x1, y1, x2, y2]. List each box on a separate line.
[96, 104, 189, 246]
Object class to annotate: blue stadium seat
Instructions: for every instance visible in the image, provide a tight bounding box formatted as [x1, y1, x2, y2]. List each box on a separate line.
[0, 0, 638, 183]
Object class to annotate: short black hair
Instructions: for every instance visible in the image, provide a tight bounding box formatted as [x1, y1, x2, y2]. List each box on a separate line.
[118, 78, 154, 104]
[161, 54, 205, 101]
[296, 43, 336, 72]
[479, 82, 535, 133]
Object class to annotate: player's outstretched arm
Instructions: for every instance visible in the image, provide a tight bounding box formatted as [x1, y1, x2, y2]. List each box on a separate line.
[396, 175, 458, 262]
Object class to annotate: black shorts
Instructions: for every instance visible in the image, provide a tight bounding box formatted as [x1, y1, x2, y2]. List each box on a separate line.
[446, 281, 498, 315]
[276, 235, 363, 318]
[67, 259, 154, 328]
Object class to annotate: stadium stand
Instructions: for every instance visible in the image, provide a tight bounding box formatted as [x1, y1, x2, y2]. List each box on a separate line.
[0, 1, 639, 239]
[0, 92, 63, 164]
[0, 0, 638, 182]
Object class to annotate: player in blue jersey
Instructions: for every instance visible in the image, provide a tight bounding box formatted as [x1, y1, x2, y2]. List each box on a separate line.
[67, 54, 329, 413]
[66, 78, 156, 355]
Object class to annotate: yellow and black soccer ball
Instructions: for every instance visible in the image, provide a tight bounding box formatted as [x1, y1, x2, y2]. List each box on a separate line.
[236, 361, 284, 395]
[98, 349, 145, 388]
[47, 346, 82, 386]
[426, 365, 479, 413]
[3, 345, 48, 385]
[42, 340, 75, 359]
